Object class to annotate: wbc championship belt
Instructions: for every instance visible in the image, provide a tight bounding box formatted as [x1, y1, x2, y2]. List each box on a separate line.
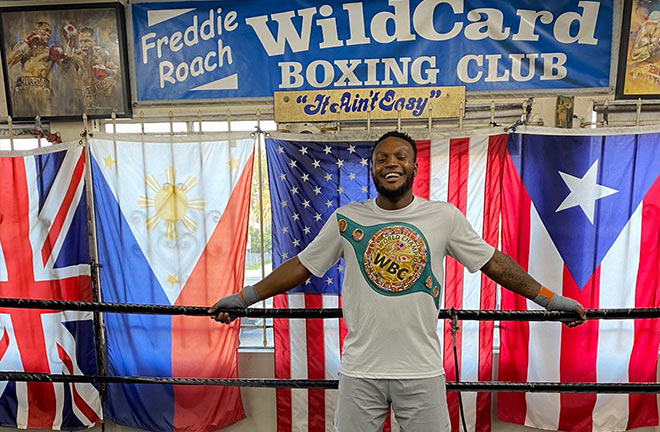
[337, 214, 441, 307]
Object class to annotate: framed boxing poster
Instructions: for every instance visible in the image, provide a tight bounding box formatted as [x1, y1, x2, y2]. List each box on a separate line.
[616, 0, 660, 99]
[0, 3, 132, 120]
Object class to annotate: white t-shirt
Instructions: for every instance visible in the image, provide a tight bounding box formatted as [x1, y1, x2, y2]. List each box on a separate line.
[298, 197, 495, 379]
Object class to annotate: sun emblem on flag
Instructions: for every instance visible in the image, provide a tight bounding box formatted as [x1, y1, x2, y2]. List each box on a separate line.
[137, 167, 205, 241]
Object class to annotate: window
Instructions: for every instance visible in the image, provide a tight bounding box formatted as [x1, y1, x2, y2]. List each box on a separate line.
[0, 138, 50, 151]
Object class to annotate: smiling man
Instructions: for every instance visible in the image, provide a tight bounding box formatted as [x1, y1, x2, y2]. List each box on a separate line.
[210, 130, 586, 431]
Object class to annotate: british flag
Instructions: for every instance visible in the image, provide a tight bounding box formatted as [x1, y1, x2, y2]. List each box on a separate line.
[0, 144, 101, 430]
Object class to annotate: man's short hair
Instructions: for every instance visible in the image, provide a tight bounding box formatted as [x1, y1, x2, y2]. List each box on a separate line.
[371, 130, 417, 161]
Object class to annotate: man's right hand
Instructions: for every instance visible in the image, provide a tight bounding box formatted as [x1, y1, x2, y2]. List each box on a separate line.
[209, 285, 260, 324]
[208, 293, 247, 324]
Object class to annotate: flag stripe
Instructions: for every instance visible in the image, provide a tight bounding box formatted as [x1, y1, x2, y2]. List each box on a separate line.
[305, 294, 325, 432]
[172, 150, 253, 431]
[525, 207, 563, 430]
[498, 149, 531, 425]
[558, 266, 599, 432]
[475, 135, 505, 432]
[592, 199, 641, 430]
[0, 329, 8, 361]
[430, 139, 450, 203]
[289, 294, 308, 431]
[414, 141, 430, 200]
[461, 136, 488, 432]
[274, 294, 292, 432]
[444, 138, 470, 432]
[322, 295, 340, 432]
[41, 153, 85, 266]
[628, 175, 660, 430]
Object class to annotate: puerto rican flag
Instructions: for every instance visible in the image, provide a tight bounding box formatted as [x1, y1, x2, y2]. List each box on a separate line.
[498, 131, 660, 431]
[90, 134, 254, 432]
[0, 144, 101, 429]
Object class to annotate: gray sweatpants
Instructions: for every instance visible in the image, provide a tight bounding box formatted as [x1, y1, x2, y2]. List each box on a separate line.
[334, 374, 452, 432]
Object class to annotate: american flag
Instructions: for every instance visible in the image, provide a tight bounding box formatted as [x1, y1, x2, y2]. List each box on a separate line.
[499, 132, 660, 431]
[267, 133, 506, 432]
[0, 145, 101, 429]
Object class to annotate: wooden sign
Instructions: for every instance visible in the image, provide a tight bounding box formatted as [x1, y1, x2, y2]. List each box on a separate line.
[274, 86, 464, 123]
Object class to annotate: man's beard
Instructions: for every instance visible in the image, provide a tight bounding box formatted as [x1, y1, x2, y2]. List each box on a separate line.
[373, 173, 415, 199]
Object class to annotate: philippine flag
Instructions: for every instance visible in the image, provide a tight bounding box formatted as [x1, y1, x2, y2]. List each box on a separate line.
[89, 134, 254, 432]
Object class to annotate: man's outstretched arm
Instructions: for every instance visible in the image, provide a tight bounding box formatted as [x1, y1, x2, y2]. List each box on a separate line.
[480, 249, 587, 327]
[209, 256, 312, 323]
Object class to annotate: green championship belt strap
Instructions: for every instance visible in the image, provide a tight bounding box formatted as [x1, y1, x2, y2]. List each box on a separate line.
[337, 213, 441, 308]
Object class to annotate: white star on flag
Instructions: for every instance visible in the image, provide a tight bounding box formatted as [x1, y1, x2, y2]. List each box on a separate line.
[325, 173, 332, 181]
[292, 239, 300, 247]
[337, 186, 344, 194]
[281, 200, 287, 207]
[289, 159, 297, 168]
[281, 252, 288, 259]
[292, 213, 300, 221]
[301, 173, 309, 182]
[336, 159, 344, 168]
[555, 159, 618, 224]
[290, 186, 299, 195]
[324, 145, 332, 155]
[303, 226, 311, 235]
[361, 186, 368, 193]
[326, 277, 333, 285]
[349, 173, 356, 180]
[313, 186, 321, 195]
[279, 173, 286, 181]
[314, 213, 322, 221]
[300, 146, 308, 155]
[348, 144, 356, 153]
[360, 158, 368, 166]
[277, 146, 284, 154]
[312, 160, 321, 168]
[282, 226, 289, 233]
[326, 200, 333, 208]
[302, 200, 311, 208]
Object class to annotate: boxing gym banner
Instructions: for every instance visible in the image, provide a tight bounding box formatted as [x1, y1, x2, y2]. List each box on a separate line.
[499, 132, 660, 431]
[0, 144, 101, 429]
[89, 135, 254, 432]
[132, 0, 613, 101]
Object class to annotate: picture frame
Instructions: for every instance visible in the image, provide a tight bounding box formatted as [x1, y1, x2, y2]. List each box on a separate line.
[0, 3, 132, 120]
[616, 0, 660, 99]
